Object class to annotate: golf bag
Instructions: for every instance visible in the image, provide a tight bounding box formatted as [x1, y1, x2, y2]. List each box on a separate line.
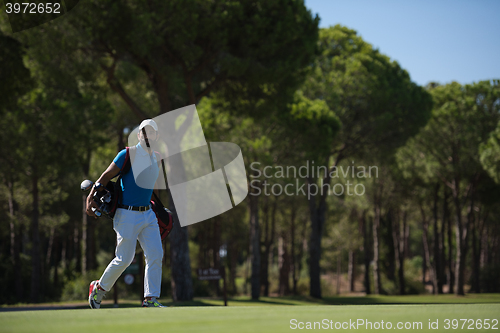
[151, 192, 174, 240]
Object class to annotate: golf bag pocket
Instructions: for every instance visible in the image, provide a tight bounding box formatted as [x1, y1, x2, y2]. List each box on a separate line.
[150, 200, 173, 240]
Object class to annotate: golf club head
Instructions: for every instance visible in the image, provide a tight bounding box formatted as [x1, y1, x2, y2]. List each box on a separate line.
[81, 179, 94, 192]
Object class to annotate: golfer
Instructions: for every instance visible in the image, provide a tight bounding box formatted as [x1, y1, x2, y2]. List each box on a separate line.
[86, 119, 165, 308]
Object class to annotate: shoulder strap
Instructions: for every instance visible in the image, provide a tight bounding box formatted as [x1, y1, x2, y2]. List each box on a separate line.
[110, 147, 131, 213]
[121, 146, 137, 175]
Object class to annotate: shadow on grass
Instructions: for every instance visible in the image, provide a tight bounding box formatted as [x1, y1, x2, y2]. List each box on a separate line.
[225, 298, 303, 306]
[84, 300, 216, 308]
[161, 300, 221, 307]
[297, 294, 500, 305]
[2, 294, 499, 311]
[321, 297, 398, 305]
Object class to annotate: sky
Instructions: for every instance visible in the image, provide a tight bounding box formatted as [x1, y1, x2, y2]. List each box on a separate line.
[304, 0, 500, 87]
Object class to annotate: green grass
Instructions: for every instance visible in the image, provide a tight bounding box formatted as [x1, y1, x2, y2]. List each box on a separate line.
[1, 295, 500, 333]
[1, 304, 499, 333]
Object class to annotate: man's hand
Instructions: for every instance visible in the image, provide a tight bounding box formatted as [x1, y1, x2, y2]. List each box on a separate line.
[85, 161, 121, 219]
[86, 191, 99, 218]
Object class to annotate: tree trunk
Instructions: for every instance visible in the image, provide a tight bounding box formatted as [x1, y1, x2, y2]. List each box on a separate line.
[361, 211, 371, 294]
[372, 197, 381, 295]
[197, 220, 207, 268]
[392, 209, 406, 295]
[243, 256, 250, 295]
[291, 202, 298, 295]
[422, 243, 427, 286]
[278, 232, 291, 296]
[46, 227, 55, 267]
[336, 248, 342, 295]
[211, 217, 221, 296]
[475, 209, 486, 292]
[433, 184, 443, 293]
[471, 216, 480, 293]
[421, 205, 436, 294]
[53, 236, 60, 290]
[88, 217, 96, 271]
[73, 214, 81, 273]
[8, 180, 16, 262]
[269, 199, 277, 268]
[307, 155, 345, 299]
[7, 180, 23, 300]
[229, 242, 238, 295]
[30, 168, 41, 303]
[81, 148, 92, 274]
[348, 250, 355, 292]
[227, 191, 238, 295]
[479, 224, 488, 270]
[229, 234, 237, 294]
[297, 216, 307, 294]
[117, 125, 126, 151]
[308, 180, 326, 299]
[81, 193, 88, 274]
[386, 209, 396, 283]
[169, 194, 194, 301]
[440, 190, 447, 290]
[249, 189, 261, 300]
[404, 220, 411, 258]
[61, 236, 67, 271]
[453, 177, 473, 296]
[444, 188, 454, 294]
[260, 196, 270, 296]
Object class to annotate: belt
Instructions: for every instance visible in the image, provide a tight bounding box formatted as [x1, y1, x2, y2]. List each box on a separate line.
[118, 204, 151, 212]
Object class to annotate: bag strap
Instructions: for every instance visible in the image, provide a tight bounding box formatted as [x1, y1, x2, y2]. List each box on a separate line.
[113, 147, 134, 206]
[149, 149, 169, 204]
[121, 146, 135, 176]
[155, 152, 170, 207]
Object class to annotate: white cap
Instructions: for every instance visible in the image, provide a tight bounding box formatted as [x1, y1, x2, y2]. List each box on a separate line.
[139, 119, 158, 132]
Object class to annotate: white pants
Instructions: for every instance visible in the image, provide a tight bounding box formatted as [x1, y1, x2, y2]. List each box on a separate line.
[99, 208, 163, 298]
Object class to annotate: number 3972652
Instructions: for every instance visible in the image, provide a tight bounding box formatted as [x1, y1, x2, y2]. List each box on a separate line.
[5, 3, 61, 14]
[443, 319, 498, 330]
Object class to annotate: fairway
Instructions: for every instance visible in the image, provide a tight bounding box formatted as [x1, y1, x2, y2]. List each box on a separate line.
[1, 304, 499, 333]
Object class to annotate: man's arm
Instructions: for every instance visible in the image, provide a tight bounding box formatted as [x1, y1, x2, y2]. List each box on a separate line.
[86, 162, 121, 218]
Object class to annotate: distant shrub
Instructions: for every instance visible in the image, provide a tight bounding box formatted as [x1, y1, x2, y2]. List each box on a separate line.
[61, 271, 99, 301]
[296, 277, 310, 296]
[405, 277, 426, 294]
[192, 276, 211, 297]
[381, 273, 398, 295]
[320, 275, 338, 297]
[404, 256, 425, 295]
[480, 264, 500, 292]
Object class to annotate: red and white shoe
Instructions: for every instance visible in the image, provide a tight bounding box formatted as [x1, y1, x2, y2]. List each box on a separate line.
[88, 280, 106, 309]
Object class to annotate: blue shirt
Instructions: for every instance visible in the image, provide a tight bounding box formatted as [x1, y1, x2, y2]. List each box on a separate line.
[113, 143, 160, 206]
